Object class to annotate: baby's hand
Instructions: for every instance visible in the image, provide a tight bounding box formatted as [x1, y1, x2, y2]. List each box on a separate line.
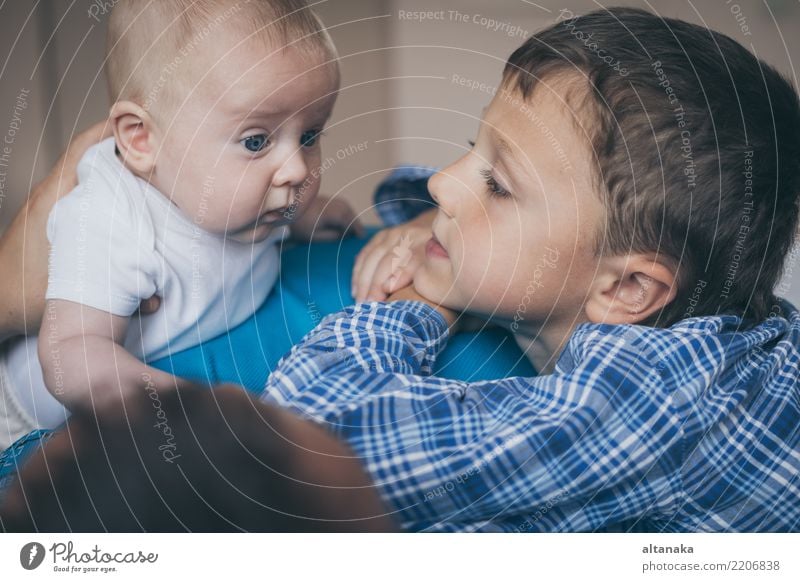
[352, 209, 435, 302]
[290, 195, 364, 242]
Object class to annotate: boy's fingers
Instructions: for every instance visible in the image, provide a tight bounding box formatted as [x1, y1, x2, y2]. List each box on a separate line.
[364, 285, 388, 302]
[382, 248, 423, 293]
[352, 238, 376, 291]
[383, 273, 406, 295]
[352, 230, 386, 287]
[354, 243, 388, 301]
[382, 267, 414, 295]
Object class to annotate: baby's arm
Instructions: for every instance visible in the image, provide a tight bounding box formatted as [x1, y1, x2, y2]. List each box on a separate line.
[38, 299, 186, 410]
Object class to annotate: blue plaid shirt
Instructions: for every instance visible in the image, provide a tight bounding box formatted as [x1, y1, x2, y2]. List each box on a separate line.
[263, 300, 800, 532]
[374, 165, 438, 227]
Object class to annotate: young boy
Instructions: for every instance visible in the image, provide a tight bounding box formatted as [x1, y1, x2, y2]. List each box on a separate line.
[271, 8, 800, 531]
[0, 0, 350, 447]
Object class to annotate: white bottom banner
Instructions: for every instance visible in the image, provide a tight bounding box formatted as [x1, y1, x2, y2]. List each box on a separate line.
[0, 533, 797, 581]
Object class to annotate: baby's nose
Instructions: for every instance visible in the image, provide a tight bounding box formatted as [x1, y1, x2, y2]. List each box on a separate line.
[273, 150, 309, 188]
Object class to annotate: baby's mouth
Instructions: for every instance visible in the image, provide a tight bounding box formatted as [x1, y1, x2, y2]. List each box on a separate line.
[425, 234, 449, 259]
[258, 209, 289, 225]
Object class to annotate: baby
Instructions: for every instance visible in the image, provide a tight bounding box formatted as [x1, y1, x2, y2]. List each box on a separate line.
[0, 0, 344, 444]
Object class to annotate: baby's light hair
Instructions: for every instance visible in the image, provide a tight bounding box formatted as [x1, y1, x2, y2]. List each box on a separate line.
[105, 0, 336, 124]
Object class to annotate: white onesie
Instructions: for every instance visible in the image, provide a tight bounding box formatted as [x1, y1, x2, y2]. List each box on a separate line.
[3, 137, 288, 430]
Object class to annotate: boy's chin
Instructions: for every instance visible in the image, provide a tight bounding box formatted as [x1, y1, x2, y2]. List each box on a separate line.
[415, 268, 517, 321]
[413, 269, 464, 313]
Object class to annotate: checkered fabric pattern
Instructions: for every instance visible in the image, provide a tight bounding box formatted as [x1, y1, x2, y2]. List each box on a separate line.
[263, 300, 800, 532]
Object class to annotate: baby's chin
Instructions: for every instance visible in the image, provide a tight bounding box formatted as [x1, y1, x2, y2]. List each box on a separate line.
[224, 222, 280, 244]
[225, 222, 276, 244]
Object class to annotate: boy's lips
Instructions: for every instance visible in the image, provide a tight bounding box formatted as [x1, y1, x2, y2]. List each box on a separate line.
[425, 234, 449, 259]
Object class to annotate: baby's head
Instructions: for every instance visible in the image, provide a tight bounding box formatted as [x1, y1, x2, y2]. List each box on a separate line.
[417, 7, 800, 339]
[105, 0, 339, 242]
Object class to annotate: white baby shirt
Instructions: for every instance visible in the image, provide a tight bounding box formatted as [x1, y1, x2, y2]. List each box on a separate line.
[7, 137, 287, 427]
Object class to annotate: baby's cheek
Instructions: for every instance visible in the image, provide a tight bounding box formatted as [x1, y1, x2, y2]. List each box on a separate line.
[189, 199, 232, 233]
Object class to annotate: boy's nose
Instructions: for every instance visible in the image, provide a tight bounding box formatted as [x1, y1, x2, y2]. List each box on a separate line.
[427, 169, 457, 218]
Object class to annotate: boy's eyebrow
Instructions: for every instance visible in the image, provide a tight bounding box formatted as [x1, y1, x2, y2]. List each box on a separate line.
[490, 128, 523, 170]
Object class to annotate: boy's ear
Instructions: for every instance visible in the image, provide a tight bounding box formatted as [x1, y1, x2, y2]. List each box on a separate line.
[584, 254, 678, 325]
[109, 101, 160, 175]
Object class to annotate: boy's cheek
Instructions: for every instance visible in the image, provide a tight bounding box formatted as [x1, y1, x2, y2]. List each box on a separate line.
[414, 262, 457, 307]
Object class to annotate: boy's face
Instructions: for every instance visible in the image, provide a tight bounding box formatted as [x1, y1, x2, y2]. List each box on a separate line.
[415, 79, 607, 329]
[152, 38, 339, 243]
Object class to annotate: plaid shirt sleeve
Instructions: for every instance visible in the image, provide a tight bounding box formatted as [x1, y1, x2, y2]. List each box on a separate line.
[262, 301, 687, 532]
[373, 166, 438, 226]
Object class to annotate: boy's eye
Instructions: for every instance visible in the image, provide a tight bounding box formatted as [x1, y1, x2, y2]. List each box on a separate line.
[480, 168, 511, 199]
[241, 134, 270, 153]
[468, 139, 476, 148]
[301, 129, 323, 147]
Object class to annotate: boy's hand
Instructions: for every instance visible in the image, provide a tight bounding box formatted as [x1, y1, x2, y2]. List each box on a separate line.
[386, 284, 458, 330]
[352, 209, 435, 302]
[290, 195, 364, 242]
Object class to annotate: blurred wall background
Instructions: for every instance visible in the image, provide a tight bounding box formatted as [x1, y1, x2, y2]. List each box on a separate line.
[1, 0, 799, 303]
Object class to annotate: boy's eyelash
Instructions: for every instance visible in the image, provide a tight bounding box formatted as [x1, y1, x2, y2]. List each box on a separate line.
[480, 168, 511, 199]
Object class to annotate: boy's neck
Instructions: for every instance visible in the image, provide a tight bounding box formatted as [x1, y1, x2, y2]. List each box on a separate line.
[512, 319, 578, 375]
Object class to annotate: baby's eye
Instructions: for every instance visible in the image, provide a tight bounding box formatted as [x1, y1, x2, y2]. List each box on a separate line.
[480, 168, 511, 199]
[241, 134, 270, 153]
[300, 129, 323, 148]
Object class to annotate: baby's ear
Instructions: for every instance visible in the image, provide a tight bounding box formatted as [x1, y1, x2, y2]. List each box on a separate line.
[584, 254, 678, 325]
[109, 101, 160, 175]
